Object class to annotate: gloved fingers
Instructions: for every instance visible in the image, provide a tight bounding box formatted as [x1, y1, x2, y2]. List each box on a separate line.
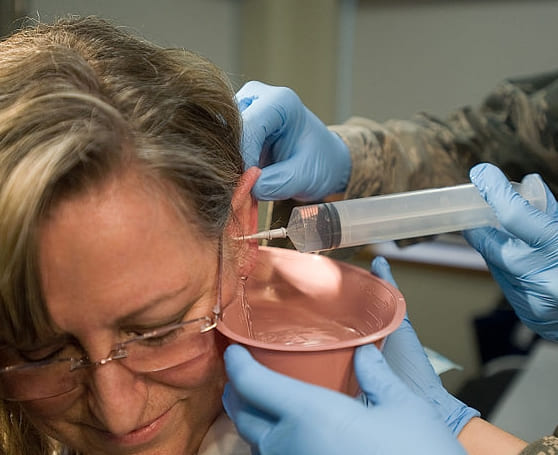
[487, 263, 558, 327]
[463, 226, 534, 275]
[383, 315, 419, 350]
[240, 104, 286, 169]
[224, 344, 337, 417]
[222, 383, 274, 446]
[237, 81, 301, 141]
[370, 257, 414, 352]
[383, 317, 430, 362]
[470, 163, 557, 249]
[369, 262, 443, 388]
[252, 146, 340, 201]
[353, 343, 409, 406]
[234, 80, 262, 105]
[237, 81, 303, 170]
[235, 80, 296, 109]
[463, 225, 505, 263]
[235, 93, 256, 113]
[252, 159, 307, 201]
[382, 317, 443, 390]
[370, 256, 398, 288]
[235, 81, 284, 114]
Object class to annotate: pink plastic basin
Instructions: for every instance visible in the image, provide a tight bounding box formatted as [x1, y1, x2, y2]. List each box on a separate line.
[217, 246, 406, 396]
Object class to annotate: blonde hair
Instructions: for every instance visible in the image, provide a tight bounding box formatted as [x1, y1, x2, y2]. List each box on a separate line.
[0, 16, 243, 454]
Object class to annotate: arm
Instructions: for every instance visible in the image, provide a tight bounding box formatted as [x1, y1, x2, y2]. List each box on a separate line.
[459, 418, 558, 455]
[330, 70, 558, 199]
[459, 418, 527, 455]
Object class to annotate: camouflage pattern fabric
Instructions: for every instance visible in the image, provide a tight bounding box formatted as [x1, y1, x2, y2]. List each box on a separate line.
[519, 426, 558, 455]
[331, 69, 558, 199]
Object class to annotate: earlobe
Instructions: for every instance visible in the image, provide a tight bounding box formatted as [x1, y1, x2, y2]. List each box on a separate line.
[229, 166, 261, 275]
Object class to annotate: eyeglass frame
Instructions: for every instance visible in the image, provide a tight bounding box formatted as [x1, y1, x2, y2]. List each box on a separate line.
[0, 237, 224, 400]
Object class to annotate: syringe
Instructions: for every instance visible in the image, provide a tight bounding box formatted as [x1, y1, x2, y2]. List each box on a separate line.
[240, 174, 547, 253]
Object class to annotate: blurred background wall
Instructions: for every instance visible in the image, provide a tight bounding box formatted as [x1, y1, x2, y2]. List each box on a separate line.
[2, 0, 557, 396]
[5, 0, 557, 123]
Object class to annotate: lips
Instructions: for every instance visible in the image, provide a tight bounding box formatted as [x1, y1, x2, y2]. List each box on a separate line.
[98, 405, 174, 448]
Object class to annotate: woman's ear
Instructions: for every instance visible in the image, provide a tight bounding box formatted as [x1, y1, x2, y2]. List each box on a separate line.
[228, 166, 261, 275]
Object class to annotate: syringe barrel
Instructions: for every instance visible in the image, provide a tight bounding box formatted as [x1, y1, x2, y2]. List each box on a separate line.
[287, 174, 547, 253]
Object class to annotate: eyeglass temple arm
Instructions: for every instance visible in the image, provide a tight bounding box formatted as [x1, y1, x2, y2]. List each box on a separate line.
[213, 237, 223, 320]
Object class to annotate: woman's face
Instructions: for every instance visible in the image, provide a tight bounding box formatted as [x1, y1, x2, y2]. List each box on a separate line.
[26, 171, 231, 454]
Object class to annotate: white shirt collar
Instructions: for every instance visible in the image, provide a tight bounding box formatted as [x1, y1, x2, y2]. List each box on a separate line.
[197, 412, 251, 455]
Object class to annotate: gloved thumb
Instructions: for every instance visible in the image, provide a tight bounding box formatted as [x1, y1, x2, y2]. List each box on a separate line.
[470, 163, 556, 248]
[353, 343, 409, 406]
[371, 256, 398, 288]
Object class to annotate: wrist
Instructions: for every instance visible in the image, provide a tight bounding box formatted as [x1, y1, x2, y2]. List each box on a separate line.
[444, 395, 481, 436]
[424, 382, 480, 437]
[458, 417, 527, 455]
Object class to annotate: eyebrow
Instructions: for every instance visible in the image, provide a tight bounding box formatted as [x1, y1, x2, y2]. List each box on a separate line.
[116, 283, 196, 326]
[12, 286, 200, 352]
[8, 335, 73, 353]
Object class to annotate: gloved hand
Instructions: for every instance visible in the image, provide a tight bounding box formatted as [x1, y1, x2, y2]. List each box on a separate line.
[463, 163, 558, 340]
[223, 344, 466, 455]
[236, 80, 351, 201]
[370, 256, 480, 436]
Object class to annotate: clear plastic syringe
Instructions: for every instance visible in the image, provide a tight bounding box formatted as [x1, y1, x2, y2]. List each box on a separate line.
[241, 174, 547, 253]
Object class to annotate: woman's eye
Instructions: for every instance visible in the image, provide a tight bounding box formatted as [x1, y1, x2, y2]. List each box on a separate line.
[19, 345, 66, 363]
[140, 326, 184, 347]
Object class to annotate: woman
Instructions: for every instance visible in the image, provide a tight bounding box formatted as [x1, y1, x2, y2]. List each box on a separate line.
[0, 16, 259, 454]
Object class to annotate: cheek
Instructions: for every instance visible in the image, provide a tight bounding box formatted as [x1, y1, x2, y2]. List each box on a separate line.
[149, 331, 226, 390]
[21, 387, 83, 420]
[18, 393, 82, 450]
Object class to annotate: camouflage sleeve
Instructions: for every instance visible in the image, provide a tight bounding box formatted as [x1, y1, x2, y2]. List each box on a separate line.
[518, 427, 558, 455]
[329, 69, 558, 199]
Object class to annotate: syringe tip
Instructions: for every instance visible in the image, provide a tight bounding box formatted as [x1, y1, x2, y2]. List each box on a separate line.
[234, 227, 287, 241]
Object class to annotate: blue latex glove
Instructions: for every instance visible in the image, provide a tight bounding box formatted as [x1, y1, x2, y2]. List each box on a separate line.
[236, 81, 351, 201]
[463, 163, 558, 340]
[370, 256, 480, 436]
[223, 344, 466, 455]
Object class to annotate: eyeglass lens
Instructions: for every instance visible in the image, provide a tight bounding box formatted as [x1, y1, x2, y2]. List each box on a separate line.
[0, 317, 216, 401]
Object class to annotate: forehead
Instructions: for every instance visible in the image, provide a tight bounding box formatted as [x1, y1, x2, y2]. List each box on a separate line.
[38, 171, 217, 331]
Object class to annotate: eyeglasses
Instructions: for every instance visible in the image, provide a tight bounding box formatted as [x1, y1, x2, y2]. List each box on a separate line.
[0, 242, 223, 402]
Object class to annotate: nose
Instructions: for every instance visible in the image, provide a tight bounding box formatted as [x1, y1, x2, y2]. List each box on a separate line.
[87, 361, 149, 436]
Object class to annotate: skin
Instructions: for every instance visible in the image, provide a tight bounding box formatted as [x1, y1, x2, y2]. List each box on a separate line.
[23, 168, 254, 455]
[458, 417, 527, 455]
